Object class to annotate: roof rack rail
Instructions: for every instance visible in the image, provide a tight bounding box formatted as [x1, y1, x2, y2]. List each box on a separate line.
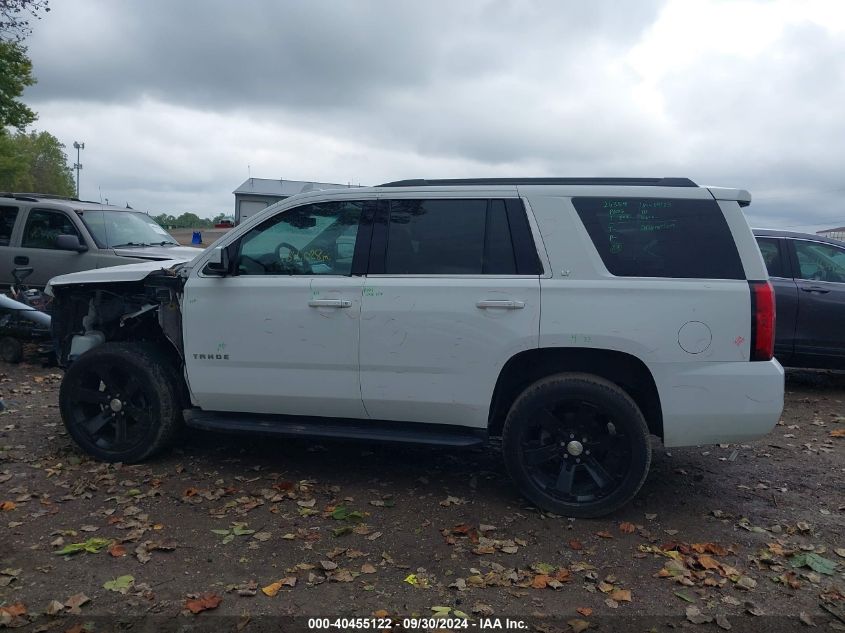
[0, 192, 83, 202]
[378, 177, 698, 188]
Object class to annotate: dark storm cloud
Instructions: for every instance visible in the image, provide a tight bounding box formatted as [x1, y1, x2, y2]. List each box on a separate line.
[18, 0, 845, 226]
[26, 0, 663, 110]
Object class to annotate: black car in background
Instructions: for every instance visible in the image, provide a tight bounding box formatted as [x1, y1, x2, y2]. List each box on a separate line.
[754, 229, 845, 370]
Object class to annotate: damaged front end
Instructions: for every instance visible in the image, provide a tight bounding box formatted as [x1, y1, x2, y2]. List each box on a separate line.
[50, 265, 187, 367]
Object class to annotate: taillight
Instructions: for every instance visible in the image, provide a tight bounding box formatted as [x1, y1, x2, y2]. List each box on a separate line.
[749, 280, 775, 361]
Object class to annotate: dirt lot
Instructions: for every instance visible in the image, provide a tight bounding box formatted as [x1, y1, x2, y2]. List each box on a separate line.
[167, 227, 232, 247]
[0, 357, 843, 632]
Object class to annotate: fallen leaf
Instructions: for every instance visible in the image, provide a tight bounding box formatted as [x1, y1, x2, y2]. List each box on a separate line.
[567, 619, 591, 633]
[576, 607, 593, 617]
[745, 601, 765, 616]
[64, 592, 89, 614]
[472, 602, 494, 616]
[569, 539, 583, 551]
[54, 538, 109, 556]
[45, 599, 64, 615]
[611, 588, 632, 602]
[595, 530, 614, 539]
[320, 560, 338, 571]
[835, 548, 845, 559]
[331, 570, 355, 582]
[0, 501, 16, 511]
[0, 603, 26, 617]
[799, 612, 815, 627]
[674, 590, 695, 603]
[103, 575, 135, 593]
[698, 554, 720, 570]
[716, 614, 732, 630]
[108, 543, 126, 557]
[361, 563, 377, 574]
[691, 542, 729, 556]
[261, 578, 296, 596]
[736, 576, 757, 590]
[790, 552, 837, 575]
[531, 574, 550, 589]
[619, 522, 636, 534]
[830, 429, 845, 438]
[185, 593, 222, 614]
[686, 606, 712, 624]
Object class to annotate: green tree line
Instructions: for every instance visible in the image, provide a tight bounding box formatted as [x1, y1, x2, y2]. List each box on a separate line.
[152, 213, 227, 229]
[0, 128, 75, 195]
[1, 3, 75, 197]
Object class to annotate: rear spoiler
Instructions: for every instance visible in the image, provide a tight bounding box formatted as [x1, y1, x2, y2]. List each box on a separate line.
[707, 187, 751, 208]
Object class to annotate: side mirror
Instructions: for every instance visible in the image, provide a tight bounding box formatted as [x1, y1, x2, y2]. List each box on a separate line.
[55, 234, 88, 252]
[204, 246, 231, 276]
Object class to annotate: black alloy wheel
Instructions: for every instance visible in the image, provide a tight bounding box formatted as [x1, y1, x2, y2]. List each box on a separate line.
[503, 373, 651, 518]
[520, 400, 632, 503]
[60, 342, 181, 463]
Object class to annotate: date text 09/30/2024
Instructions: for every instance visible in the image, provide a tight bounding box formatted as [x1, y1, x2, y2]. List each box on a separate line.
[307, 618, 528, 630]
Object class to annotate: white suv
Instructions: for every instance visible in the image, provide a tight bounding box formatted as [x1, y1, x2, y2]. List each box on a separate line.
[47, 178, 784, 517]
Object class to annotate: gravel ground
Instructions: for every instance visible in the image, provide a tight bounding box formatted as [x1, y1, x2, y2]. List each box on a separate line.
[0, 357, 843, 632]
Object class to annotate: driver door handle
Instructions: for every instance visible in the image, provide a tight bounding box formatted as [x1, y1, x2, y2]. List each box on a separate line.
[800, 285, 830, 294]
[476, 299, 525, 309]
[308, 299, 352, 308]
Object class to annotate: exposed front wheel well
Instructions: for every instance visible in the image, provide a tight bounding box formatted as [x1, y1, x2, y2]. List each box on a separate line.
[488, 348, 663, 440]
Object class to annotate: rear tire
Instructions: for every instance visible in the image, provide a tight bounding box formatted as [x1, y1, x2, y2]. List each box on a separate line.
[502, 372, 651, 518]
[59, 342, 182, 463]
[0, 337, 23, 363]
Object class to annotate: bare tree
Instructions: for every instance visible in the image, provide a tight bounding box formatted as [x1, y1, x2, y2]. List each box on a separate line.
[1, 0, 50, 42]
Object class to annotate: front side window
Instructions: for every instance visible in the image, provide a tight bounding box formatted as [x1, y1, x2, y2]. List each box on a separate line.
[794, 240, 845, 283]
[756, 237, 787, 278]
[572, 197, 745, 279]
[236, 201, 363, 275]
[21, 209, 81, 249]
[0, 206, 19, 246]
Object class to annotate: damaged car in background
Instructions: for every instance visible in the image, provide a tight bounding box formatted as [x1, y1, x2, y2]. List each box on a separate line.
[47, 178, 784, 518]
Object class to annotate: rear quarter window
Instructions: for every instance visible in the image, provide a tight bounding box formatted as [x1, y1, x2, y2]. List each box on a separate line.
[572, 197, 744, 279]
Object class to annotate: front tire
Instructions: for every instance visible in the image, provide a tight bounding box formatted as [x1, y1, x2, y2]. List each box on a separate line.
[59, 342, 182, 463]
[502, 373, 651, 518]
[0, 337, 23, 363]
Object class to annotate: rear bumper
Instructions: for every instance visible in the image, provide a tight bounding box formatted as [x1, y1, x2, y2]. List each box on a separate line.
[651, 359, 784, 447]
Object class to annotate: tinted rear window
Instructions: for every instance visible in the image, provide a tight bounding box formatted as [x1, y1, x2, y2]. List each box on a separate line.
[572, 197, 744, 279]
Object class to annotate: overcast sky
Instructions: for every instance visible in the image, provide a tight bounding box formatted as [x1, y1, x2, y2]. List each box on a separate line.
[21, 0, 845, 230]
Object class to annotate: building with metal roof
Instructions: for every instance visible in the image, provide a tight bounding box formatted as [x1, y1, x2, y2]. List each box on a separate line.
[817, 226, 845, 241]
[232, 178, 354, 224]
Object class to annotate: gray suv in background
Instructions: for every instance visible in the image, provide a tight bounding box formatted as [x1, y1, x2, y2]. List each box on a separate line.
[754, 228, 845, 370]
[0, 193, 201, 288]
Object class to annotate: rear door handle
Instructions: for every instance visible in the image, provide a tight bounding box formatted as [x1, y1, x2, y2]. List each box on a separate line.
[308, 299, 352, 308]
[13, 256, 28, 265]
[476, 300, 525, 309]
[800, 286, 830, 294]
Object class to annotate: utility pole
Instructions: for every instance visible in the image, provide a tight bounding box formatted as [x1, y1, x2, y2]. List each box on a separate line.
[73, 141, 85, 198]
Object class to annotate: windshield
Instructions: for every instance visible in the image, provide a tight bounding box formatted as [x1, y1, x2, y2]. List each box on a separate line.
[77, 210, 179, 248]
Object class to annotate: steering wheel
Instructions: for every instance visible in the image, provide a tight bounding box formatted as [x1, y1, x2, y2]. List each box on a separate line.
[273, 242, 310, 273]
